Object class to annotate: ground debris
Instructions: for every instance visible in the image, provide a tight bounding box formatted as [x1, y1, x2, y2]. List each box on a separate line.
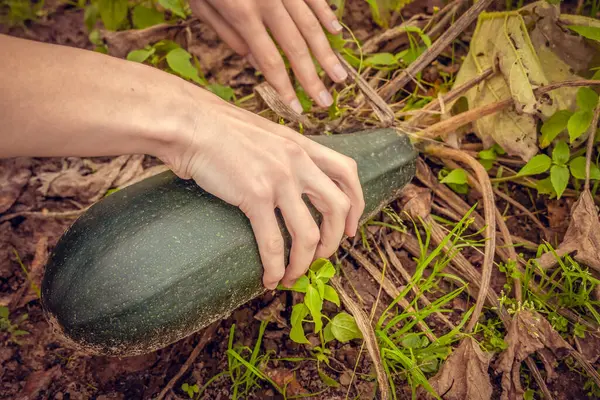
[427, 337, 493, 400]
[34, 156, 130, 203]
[16, 365, 62, 400]
[447, 1, 599, 161]
[0, 158, 32, 214]
[535, 190, 600, 271]
[11, 236, 48, 308]
[263, 367, 307, 396]
[494, 310, 571, 400]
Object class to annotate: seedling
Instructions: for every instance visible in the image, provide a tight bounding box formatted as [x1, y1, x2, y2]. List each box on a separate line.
[0, 306, 29, 345]
[279, 258, 363, 365]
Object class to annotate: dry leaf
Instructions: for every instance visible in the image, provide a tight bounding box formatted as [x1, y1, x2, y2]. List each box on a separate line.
[399, 184, 432, 219]
[575, 331, 600, 364]
[495, 310, 570, 400]
[254, 296, 287, 328]
[113, 155, 145, 187]
[36, 156, 130, 203]
[263, 368, 307, 396]
[448, 1, 599, 161]
[535, 190, 600, 271]
[428, 337, 493, 400]
[16, 365, 61, 400]
[0, 158, 32, 213]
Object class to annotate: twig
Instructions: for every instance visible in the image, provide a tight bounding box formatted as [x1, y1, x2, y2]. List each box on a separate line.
[0, 209, 87, 223]
[331, 276, 390, 400]
[424, 145, 496, 333]
[525, 357, 554, 400]
[377, 0, 495, 101]
[336, 52, 395, 126]
[493, 188, 550, 241]
[156, 322, 219, 400]
[408, 67, 495, 127]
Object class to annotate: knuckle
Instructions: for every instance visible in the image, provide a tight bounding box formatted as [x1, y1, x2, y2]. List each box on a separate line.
[344, 157, 359, 176]
[301, 226, 321, 249]
[282, 141, 306, 158]
[265, 235, 285, 255]
[261, 54, 285, 72]
[248, 179, 274, 202]
[339, 195, 351, 213]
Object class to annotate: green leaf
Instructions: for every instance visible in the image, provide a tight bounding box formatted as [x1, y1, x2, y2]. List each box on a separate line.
[396, 46, 426, 65]
[552, 141, 570, 166]
[290, 275, 310, 293]
[400, 333, 422, 349]
[402, 26, 432, 47]
[440, 168, 468, 185]
[316, 261, 336, 281]
[290, 303, 310, 344]
[0, 306, 8, 319]
[323, 285, 340, 307]
[305, 285, 323, 333]
[568, 25, 600, 42]
[569, 156, 600, 180]
[550, 165, 569, 199]
[330, 312, 362, 343]
[323, 322, 335, 343]
[316, 279, 325, 299]
[98, 0, 128, 31]
[166, 48, 204, 84]
[365, 52, 397, 66]
[593, 69, 600, 81]
[540, 110, 573, 148]
[296, 86, 313, 112]
[158, 0, 186, 18]
[577, 87, 599, 111]
[126, 48, 155, 63]
[478, 148, 498, 161]
[568, 110, 594, 142]
[326, 31, 346, 51]
[132, 5, 165, 29]
[517, 154, 551, 176]
[181, 383, 189, 391]
[536, 176, 555, 195]
[153, 40, 180, 53]
[84, 3, 99, 32]
[12, 330, 28, 337]
[318, 369, 340, 388]
[574, 322, 586, 338]
[310, 258, 329, 272]
[207, 84, 234, 101]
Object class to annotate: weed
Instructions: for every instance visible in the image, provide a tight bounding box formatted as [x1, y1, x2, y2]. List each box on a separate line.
[0, 306, 29, 344]
[0, 0, 44, 27]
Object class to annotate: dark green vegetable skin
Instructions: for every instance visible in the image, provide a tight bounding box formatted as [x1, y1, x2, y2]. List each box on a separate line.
[41, 128, 416, 356]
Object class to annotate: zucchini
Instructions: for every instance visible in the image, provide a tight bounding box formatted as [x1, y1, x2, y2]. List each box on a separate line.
[41, 128, 416, 356]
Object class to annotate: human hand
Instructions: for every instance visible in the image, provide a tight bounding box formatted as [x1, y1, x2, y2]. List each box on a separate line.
[190, 0, 348, 113]
[161, 88, 364, 290]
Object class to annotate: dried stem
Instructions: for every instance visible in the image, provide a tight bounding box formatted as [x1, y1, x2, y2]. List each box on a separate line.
[331, 276, 390, 400]
[378, 0, 495, 101]
[585, 103, 600, 190]
[341, 241, 437, 342]
[424, 145, 496, 333]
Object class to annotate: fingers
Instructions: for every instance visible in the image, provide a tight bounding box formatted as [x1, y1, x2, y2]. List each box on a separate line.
[277, 192, 321, 288]
[245, 205, 286, 290]
[282, 0, 348, 84]
[305, 0, 344, 34]
[261, 2, 333, 108]
[232, 13, 304, 113]
[302, 166, 351, 259]
[190, 0, 250, 56]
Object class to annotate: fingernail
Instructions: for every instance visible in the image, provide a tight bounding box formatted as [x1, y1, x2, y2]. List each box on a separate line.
[290, 99, 304, 114]
[332, 20, 343, 32]
[319, 90, 333, 107]
[332, 63, 348, 81]
[247, 54, 259, 70]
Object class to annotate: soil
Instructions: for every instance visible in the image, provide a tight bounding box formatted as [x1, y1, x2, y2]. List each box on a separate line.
[1, 0, 598, 399]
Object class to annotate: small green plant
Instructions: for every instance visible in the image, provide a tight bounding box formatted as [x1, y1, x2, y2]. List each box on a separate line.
[0, 306, 29, 344]
[126, 41, 235, 102]
[438, 167, 469, 194]
[279, 258, 363, 363]
[0, 0, 45, 26]
[478, 144, 506, 170]
[181, 383, 199, 399]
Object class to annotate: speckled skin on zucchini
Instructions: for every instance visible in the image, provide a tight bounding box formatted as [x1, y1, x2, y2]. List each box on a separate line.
[41, 128, 417, 356]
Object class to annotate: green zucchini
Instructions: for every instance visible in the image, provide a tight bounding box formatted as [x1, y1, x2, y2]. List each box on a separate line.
[41, 128, 416, 356]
